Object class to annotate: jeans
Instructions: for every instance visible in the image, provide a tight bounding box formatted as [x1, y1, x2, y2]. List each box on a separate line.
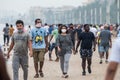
[3, 35, 9, 45]
[12, 55, 28, 80]
[59, 53, 71, 74]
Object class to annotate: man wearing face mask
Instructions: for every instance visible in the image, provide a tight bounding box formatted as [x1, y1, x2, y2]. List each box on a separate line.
[31, 18, 48, 78]
[7, 20, 33, 80]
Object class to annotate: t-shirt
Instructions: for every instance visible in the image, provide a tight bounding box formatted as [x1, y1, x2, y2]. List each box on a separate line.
[3, 27, 9, 36]
[99, 30, 111, 46]
[9, 27, 14, 36]
[68, 29, 76, 41]
[76, 28, 82, 38]
[109, 37, 120, 63]
[56, 34, 73, 55]
[52, 29, 59, 41]
[97, 31, 101, 44]
[44, 25, 49, 34]
[90, 27, 97, 37]
[48, 26, 53, 35]
[79, 31, 95, 49]
[31, 27, 47, 49]
[12, 31, 31, 56]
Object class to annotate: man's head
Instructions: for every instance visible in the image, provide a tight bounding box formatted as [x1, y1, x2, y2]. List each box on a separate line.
[104, 24, 108, 30]
[10, 24, 13, 28]
[6, 23, 9, 27]
[16, 20, 24, 33]
[35, 18, 42, 28]
[84, 24, 90, 32]
[45, 23, 47, 26]
[69, 23, 74, 29]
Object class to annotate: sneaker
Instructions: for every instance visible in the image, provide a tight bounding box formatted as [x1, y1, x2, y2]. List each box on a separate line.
[34, 74, 39, 78]
[82, 71, 86, 76]
[88, 67, 91, 74]
[7, 43, 9, 46]
[49, 58, 53, 61]
[99, 60, 102, 64]
[105, 60, 108, 63]
[62, 74, 69, 78]
[55, 58, 59, 62]
[39, 71, 44, 77]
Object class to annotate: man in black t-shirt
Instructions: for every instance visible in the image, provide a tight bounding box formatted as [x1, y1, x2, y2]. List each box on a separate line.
[75, 24, 96, 76]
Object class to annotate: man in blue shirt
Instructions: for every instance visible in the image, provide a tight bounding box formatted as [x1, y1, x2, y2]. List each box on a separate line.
[31, 18, 48, 78]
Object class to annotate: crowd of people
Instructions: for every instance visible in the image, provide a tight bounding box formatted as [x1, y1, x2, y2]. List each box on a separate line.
[0, 18, 120, 80]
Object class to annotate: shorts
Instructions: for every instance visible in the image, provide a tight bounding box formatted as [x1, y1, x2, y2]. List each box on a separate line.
[99, 45, 109, 53]
[33, 49, 45, 63]
[80, 49, 93, 58]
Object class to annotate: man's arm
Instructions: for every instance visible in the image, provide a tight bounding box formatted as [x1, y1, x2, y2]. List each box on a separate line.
[7, 41, 14, 59]
[28, 40, 33, 57]
[75, 40, 81, 54]
[45, 36, 48, 52]
[109, 36, 112, 48]
[49, 35, 53, 43]
[93, 34, 96, 51]
[105, 62, 118, 80]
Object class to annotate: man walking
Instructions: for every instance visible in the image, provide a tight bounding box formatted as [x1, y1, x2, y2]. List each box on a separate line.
[7, 20, 33, 80]
[31, 18, 48, 78]
[3, 23, 10, 46]
[98, 25, 112, 64]
[75, 24, 96, 76]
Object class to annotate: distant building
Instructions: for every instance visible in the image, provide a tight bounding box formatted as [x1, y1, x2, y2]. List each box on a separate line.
[29, 6, 74, 24]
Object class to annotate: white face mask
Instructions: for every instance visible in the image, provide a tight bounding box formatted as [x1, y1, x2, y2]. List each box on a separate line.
[36, 23, 41, 28]
[61, 29, 67, 33]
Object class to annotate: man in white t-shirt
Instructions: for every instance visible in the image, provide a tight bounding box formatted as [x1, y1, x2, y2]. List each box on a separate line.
[105, 37, 120, 80]
[44, 23, 49, 35]
[90, 25, 98, 37]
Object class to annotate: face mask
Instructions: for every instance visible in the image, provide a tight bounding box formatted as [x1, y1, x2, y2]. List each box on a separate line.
[36, 23, 41, 28]
[18, 29, 23, 33]
[61, 29, 67, 33]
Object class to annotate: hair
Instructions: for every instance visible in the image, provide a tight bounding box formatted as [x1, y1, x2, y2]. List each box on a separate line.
[35, 18, 42, 24]
[6, 23, 9, 27]
[58, 24, 62, 27]
[10, 24, 13, 27]
[16, 20, 24, 26]
[45, 23, 47, 25]
[58, 25, 68, 34]
[84, 24, 89, 28]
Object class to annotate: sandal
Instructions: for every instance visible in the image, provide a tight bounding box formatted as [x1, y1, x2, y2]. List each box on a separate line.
[34, 74, 39, 78]
[39, 71, 44, 77]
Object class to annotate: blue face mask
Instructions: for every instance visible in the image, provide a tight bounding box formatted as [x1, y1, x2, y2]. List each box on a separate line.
[18, 29, 23, 33]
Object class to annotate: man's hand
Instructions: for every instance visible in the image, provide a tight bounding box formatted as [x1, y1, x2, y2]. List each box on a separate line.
[58, 47, 61, 52]
[45, 47, 48, 53]
[29, 51, 33, 57]
[93, 47, 96, 51]
[74, 49, 78, 55]
[7, 53, 10, 59]
[109, 44, 112, 48]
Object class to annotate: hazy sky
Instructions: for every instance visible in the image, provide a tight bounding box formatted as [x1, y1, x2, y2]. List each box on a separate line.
[0, 0, 85, 13]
